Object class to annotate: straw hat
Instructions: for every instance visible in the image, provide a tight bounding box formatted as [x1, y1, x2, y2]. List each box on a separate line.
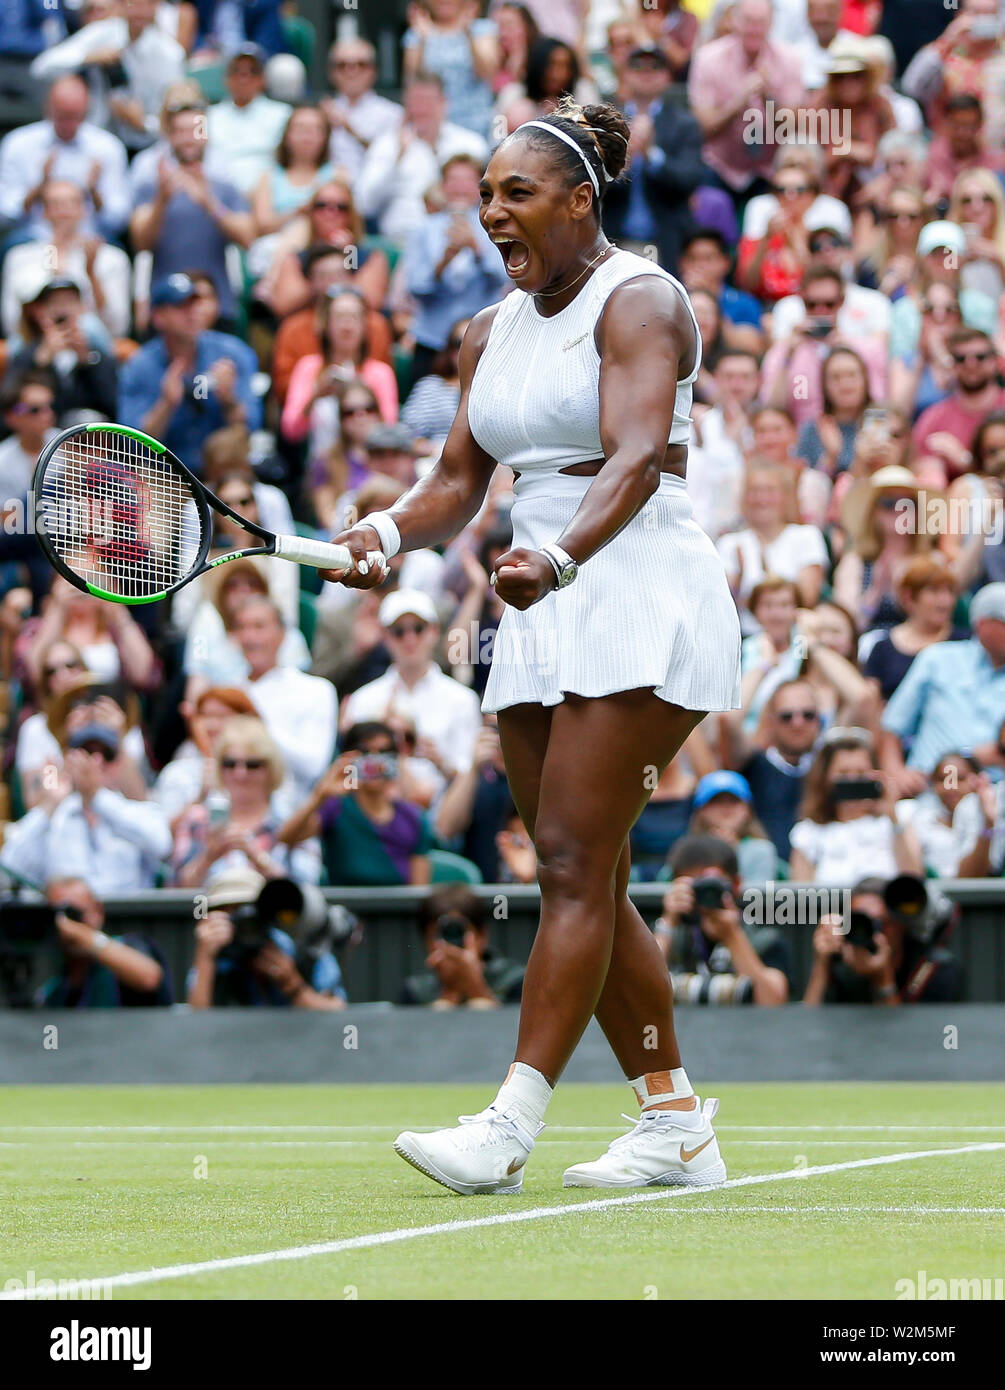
[839, 465, 926, 551]
[825, 34, 871, 77]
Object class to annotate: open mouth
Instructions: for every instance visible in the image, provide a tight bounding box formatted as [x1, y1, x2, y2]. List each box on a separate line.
[496, 239, 531, 276]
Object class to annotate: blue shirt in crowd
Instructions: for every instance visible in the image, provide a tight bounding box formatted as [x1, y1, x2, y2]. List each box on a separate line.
[0, 0, 63, 55]
[404, 206, 508, 351]
[881, 637, 1005, 771]
[117, 329, 261, 476]
[131, 173, 248, 320]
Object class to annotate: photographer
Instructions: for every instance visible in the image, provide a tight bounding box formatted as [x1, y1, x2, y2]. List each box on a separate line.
[654, 836, 791, 1006]
[278, 721, 433, 887]
[401, 883, 524, 1009]
[789, 728, 923, 886]
[804, 875, 959, 1004]
[186, 867, 346, 1009]
[34, 877, 171, 1008]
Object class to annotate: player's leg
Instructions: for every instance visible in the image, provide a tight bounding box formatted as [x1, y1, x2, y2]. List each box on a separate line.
[393, 701, 553, 1195]
[508, 689, 704, 1082]
[563, 835, 727, 1188]
[395, 688, 701, 1194]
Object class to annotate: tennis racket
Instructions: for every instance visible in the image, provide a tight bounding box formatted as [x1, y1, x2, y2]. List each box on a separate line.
[32, 422, 384, 605]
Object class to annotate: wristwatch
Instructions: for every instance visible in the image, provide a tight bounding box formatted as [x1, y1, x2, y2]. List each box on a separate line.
[539, 542, 578, 589]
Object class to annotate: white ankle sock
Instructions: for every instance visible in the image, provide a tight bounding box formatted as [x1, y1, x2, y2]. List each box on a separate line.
[629, 1068, 698, 1115]
[492, 1062, 553, 1135]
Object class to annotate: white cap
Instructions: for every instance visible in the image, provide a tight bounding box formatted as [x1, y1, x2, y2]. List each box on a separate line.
[805, 199, 853, 239]
[378, 589, 438, 628]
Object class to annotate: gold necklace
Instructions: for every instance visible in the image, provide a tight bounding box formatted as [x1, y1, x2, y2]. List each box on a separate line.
[534, 243, 613, 299]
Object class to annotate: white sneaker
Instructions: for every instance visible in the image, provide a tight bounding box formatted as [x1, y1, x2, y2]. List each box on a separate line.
[563, 1097, 727, 1189]
[394, 1103, 542, 1195]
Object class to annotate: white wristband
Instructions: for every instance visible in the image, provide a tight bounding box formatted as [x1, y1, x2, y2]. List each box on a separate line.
[362, 510, 401, 559]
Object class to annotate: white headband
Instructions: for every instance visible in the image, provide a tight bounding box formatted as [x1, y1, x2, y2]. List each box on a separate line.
[519, 120, 607, 198]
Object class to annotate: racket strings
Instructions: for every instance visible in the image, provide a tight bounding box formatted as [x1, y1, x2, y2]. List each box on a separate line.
[40, 431, 204, 598]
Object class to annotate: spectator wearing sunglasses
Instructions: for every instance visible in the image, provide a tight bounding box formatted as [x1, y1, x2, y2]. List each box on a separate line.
[304, 380, 386, 534]
[949, 167, 1005, 304]
[888, 282, 961, 420]
[339, 590, 481, 796]
[912, 328, 1005, 481]
[720, 678, 821, 862]
[736, 165, 821, 303]
[173, 716, 316, 888]
[321, 38, 403, 182]
[11, 642, 138, 811]
[855, 185, 927, 301]
[256, 180, 391, 322]
[0, 369, 57, 511]
[278, 720, 434, 888]
[404, 153, 508, 386]
[888, 220, 998, 368]
[771, 213, 891, 346]
[761, 266, 888, 427]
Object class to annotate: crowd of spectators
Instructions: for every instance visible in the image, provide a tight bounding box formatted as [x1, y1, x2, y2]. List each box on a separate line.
[1, 0, 1004, 1011]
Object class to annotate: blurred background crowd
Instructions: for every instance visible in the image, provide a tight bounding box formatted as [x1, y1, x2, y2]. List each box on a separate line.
[0, 0, 1004, 1010]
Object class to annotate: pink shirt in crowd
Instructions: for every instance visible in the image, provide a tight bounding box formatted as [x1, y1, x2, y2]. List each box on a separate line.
[760, 335, 889, 428]
[913, 388, 1005, 473]
[687, 35, 806, 191]
[281, 355, 399, 442]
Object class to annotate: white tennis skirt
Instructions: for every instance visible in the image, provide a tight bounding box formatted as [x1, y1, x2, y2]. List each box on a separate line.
[482, 471, 742, 715]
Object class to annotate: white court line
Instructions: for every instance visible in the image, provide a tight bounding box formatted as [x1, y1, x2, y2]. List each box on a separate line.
[2, 1123, 1005, 1134]
[0, 1137, 990, 1149]
[1, 1141, 1001, 1300]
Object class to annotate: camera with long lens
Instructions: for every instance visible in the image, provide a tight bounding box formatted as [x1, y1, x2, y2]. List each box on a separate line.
[883, 874, 956, 944]
[838, 875, 958, 961]
[222, 878, 360, 968]
[680, 874, 734, 928]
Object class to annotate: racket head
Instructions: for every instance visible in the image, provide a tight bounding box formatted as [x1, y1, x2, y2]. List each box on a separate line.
[32, 423, 213, 604]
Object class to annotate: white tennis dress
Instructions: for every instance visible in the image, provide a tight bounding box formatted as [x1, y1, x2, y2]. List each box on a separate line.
[467, 248, 742, 715]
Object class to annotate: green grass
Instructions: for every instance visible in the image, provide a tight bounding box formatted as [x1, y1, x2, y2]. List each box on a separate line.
[1, 1084, 1003, 1300]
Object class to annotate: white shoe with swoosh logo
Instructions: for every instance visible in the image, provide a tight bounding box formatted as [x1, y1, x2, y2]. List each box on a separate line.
[395, 1104, 542, 1195]
[563, 1097, 726, 1188]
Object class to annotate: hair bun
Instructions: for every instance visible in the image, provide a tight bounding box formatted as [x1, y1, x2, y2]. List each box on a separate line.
[551, 96, 631, 186]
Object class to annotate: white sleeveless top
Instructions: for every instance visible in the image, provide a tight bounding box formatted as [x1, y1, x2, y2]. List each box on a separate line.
[467, 249, 701, 473]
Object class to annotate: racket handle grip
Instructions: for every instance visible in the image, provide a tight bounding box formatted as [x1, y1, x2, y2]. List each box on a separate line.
[273, 533, 386, 575]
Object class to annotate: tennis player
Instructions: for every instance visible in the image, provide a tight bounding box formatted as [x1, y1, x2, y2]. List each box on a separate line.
[325, 99, 742, 1194]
